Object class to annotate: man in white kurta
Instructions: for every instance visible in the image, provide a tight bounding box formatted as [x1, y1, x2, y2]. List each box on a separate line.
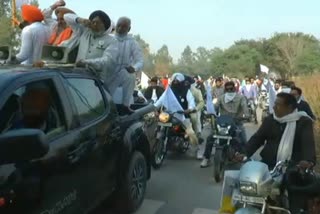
[11, 5, 49, 65]
[109, 17, 144, 112]
[64, 11, 117, 79]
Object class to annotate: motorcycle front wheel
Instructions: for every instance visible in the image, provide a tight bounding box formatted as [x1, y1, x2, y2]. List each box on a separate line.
[151, 139, 166, 169]
[213, 148, 226, 183]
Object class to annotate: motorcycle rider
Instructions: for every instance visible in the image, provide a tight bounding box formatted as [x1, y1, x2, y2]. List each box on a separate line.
[154, 73, 199, 155]
[212, 77, 224, 99]
[144, 77, 165, 102]
[241, 78, 258, 124]
[220, 92, 316, 213]
[200, 81, 249, 168]
[184, 76, 205, 150]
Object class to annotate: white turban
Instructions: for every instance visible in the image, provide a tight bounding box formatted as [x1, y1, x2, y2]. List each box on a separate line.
[171, 73, 185, 82]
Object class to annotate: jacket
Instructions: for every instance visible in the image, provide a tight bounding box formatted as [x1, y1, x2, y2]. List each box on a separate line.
[246, 115, 316, 168]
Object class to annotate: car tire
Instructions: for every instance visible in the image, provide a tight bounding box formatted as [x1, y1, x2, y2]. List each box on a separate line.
[114, 151, 147, 213]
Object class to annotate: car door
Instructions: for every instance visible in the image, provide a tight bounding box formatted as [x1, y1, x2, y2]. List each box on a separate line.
[0, 75, 87, 214]
[63, 76, 118, 212]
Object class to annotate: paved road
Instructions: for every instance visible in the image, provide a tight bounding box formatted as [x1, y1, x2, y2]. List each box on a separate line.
[134, 122, 259, 214]
[93, 122, 259, 214]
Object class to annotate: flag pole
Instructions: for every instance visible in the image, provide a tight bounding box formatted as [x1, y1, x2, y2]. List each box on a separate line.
[11, 0, 17, 27]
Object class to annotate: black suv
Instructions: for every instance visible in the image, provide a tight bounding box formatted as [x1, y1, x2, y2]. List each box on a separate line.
[0, 65, 152, 214]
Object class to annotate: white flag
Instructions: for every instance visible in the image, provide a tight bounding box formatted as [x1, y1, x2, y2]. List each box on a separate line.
[260, 64, 269, 74]
[154, 87, 185, 121]
[16, 0, 30, 9]
[140, 71, 150, 89]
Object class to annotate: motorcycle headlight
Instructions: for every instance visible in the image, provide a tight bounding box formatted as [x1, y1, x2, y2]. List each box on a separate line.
[239, 181, 257, 196]
[217, 125, 231, 135]
[159, 112, 170, 123]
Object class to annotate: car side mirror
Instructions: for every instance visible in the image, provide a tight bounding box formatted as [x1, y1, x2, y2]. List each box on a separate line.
[41, 45, 77, 64]
[0, 46, 12, 61]
[0, 129, 49, 165]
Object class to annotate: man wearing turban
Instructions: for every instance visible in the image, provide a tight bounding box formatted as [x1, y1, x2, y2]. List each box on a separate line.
[9, 4, 50, 65]
[76, 17, 144, 115]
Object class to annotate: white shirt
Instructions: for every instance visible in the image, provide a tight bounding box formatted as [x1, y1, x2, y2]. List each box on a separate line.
[16, 22, 49, 64]
[114, 34, 144, 72]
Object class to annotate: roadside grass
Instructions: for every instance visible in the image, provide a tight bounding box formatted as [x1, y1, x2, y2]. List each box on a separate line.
[294, 74, 320, 169]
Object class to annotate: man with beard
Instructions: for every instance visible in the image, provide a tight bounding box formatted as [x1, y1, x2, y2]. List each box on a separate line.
[154, 73, 199, 155]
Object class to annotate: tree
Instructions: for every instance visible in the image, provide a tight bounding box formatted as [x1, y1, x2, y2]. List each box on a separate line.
[270, 33, 320, 77]
[0, 0, 39, 50]
[154, 45, 173, 76]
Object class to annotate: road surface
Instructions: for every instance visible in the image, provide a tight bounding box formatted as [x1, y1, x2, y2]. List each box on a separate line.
[93, 122, 259, 214]
[136, 123, 259, 214]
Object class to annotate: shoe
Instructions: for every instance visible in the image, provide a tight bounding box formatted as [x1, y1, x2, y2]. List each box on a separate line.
[200, 158, 210, 168]
[197, 149, 203, 160]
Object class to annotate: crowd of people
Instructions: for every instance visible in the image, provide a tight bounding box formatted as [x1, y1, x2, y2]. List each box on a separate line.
[5, 1, 319, 212]
[143, 73, 317, 213]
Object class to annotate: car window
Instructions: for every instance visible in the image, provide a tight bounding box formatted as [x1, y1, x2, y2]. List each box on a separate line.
[0, 79, 66, 139]
[66, 78, 106, 124]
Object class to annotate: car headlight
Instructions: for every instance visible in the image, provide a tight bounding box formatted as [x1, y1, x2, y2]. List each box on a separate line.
[239, 181, 257, 196]
[159, 112, 170, 123]
[217, 125, 231, 135]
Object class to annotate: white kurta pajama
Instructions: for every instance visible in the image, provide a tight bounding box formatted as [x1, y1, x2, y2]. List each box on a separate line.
[16, 22, 50, 65]
[105, 34, 144, 107]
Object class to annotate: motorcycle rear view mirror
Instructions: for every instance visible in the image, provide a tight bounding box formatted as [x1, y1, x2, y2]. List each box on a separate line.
[0, 129, 49, 165]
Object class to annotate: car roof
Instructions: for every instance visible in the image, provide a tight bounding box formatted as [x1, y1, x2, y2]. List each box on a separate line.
[0, 65, 98, 91]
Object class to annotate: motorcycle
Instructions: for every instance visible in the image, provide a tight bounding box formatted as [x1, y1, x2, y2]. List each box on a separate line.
[246, 98, 257, 123]
[258, 90, 270, 122]
[232, 160, 317, 214]
[210, 115, 244, 183]
[151, 110, 191, 169]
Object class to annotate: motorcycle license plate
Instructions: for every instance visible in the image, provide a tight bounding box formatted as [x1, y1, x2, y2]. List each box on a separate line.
[232, 190, 265, 204]
[158, 122, 172, 127]
[213, 135, 232, 140]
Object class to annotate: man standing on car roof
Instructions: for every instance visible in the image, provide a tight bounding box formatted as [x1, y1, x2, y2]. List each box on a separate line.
[8, 4, 50, 65]
[106, 17, 144, 114]
[42, 0, 77, 47]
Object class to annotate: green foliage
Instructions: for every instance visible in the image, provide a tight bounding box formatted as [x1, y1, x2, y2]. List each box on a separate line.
[0, 0, 39, 52]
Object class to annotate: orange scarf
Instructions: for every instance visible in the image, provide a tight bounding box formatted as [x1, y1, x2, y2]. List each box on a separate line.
[49, 27, 73, 46]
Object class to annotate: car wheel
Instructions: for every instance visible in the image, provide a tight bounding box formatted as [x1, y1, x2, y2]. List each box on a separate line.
[114, 151, 147, 213]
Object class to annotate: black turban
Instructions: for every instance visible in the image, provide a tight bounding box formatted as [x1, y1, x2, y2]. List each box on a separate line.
[89, 10, 111, 31]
